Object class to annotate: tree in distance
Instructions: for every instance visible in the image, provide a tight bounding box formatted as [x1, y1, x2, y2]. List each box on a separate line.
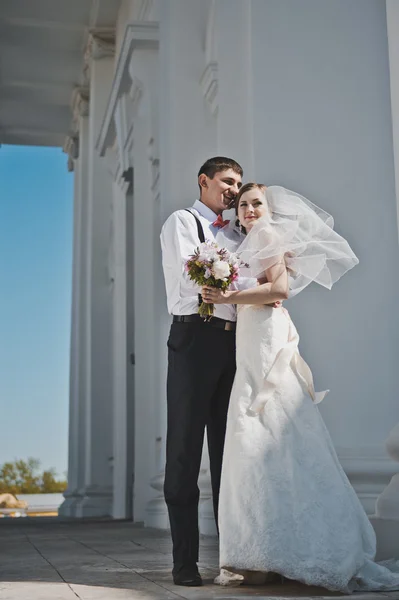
[0, 458, 67, 494]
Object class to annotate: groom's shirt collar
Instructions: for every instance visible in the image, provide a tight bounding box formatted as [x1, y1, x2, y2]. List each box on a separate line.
[192, 199, 218, 223]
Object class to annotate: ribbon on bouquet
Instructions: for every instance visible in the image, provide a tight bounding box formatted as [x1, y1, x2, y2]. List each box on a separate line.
[247, 309, 329, 416]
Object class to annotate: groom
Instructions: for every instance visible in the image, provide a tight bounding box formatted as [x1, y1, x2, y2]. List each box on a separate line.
[160, 156, 243, 586]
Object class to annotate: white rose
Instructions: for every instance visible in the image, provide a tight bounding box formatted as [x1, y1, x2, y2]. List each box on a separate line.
[212, 260, 230, 280]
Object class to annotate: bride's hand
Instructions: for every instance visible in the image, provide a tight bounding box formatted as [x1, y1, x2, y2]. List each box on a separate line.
[202, 286, 231, 304]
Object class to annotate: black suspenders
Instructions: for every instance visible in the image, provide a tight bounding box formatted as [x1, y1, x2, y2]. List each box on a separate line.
[184, 209, 205, 307]
[184, 209, 205, 243]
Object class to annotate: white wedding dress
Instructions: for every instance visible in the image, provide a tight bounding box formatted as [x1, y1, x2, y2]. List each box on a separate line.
[217, 303, 399, 593]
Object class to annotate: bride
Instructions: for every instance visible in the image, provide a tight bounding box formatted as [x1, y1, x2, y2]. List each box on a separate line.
[201, 183, 399, 594]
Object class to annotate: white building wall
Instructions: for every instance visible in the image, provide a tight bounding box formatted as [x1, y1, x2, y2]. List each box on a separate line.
[248, 0, 399, 510]
[62, 1, 399, 551]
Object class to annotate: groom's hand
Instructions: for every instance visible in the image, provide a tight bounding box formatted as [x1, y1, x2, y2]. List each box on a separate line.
[202, 285, 230, 304]
[265, 300, 282, 308]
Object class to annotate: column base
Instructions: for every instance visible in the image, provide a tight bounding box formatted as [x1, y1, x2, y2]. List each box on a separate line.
[198, 467, 217, 536]
[375, 473, 399, 519]
[58, 487, 85, 517]
[370, 516, 399, 561]
[145, 497, 169, 529]
[371, 467, 399, 560]
[199, 498, 217, 536]
[72, 485, 113, 518]
[145, 472, 169, 529]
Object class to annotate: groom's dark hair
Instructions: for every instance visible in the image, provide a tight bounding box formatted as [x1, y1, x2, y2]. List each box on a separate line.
[198, 156, 243, 180]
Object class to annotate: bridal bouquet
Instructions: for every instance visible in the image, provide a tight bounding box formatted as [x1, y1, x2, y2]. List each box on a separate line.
[185, 240, 243, 319]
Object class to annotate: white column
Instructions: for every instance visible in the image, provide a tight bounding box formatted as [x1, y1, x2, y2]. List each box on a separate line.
[132, 113, 159, 522]
[215, 0, 254, 178]
[59, 109, 90, 517]
[147, 0, 219, 534]
[110, 173, 135, 519]
[74, 54, 115, 517]
[110, 178, 128, 519]
[59, 134, 83, 515]
[93, 22, 162, 524]
[158, 0, 217, 221]
[368, 1, 399, 559]
[75, 116, 92, 513]
[117, 46, 165, 525]
[370, 424, 399, 559]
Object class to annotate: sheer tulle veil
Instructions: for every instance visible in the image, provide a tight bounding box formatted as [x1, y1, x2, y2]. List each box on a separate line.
[217, 186, 359, 297]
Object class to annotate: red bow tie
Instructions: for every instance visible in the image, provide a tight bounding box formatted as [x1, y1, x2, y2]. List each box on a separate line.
[212, 214, 230, 229]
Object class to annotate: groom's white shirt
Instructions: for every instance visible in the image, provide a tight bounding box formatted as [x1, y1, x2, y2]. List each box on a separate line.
[161, 199, 237, 321]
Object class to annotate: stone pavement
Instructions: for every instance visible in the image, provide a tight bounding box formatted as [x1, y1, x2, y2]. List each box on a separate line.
[0, 519, 398, 600]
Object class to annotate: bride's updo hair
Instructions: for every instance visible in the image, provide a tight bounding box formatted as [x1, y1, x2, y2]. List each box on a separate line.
[234, 182, 268, 233]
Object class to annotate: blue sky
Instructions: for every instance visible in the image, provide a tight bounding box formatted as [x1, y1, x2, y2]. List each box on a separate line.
[0, 145, 73, 478]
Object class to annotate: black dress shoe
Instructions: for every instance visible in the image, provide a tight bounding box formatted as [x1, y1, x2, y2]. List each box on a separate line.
[172, 564, 203, 587]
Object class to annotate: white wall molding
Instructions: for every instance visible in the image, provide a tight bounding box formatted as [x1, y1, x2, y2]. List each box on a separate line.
[63, 135, 79, 172]
[147, 136, 159, 192]
[71, 87, 90, 121]
[114, 95, 130, 173]
[200, 62, 218, 116]
[129, 75, 143, 109]
[104, 145, 119, 180]
[104, 145, 131, 194]
[84, 28, 116, 84]
[138, 0, 154, 22]
[201, 0, 218, 116]
[96, 22, 159, 156]
[63, 87, 90, 171]
[113, 80, 143, 177]
[90, 28, 116, 59]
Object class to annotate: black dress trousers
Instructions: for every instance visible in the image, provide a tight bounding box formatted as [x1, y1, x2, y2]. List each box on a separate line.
[164, 320, 236, 568]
